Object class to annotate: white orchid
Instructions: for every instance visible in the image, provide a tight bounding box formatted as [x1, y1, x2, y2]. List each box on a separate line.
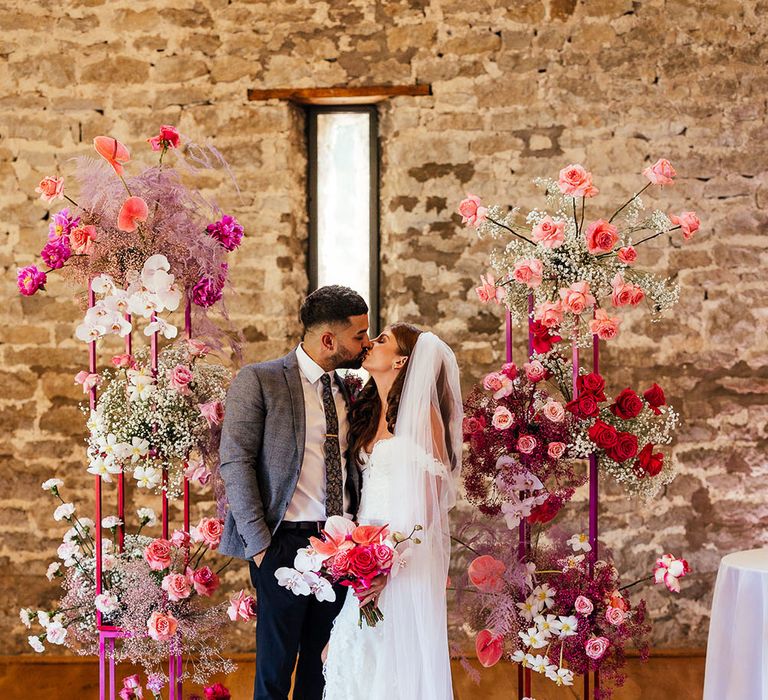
[302, 571, 337, 602]
[91, 274, 116, 295]
[127, 291, 159, 319]
[134, 466, 162, 490]
[294, 547, 325, 574]
[274, 567, 311, 596]
[84, 302, 115, 325]
[102, 289, 131, 315]
[144, 317, 178, 339]
[501, 495, 534, 529]
[75, 321, 107, 343]
[104, 315, 132, 337]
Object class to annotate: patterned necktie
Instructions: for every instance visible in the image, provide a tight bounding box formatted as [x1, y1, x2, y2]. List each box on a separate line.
[320, 373, 343, 517]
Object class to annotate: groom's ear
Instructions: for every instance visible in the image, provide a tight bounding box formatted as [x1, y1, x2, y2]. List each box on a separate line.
[320, 330, 337, 352]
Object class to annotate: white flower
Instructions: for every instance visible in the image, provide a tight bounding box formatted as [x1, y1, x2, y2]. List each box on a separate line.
[552, 615, 579, 639]
[302, 571, 337, 602]
[41, 478, 63, 492]
[102, 289, 131, 316]
[274, 567, 311, 596]
[516, 595, 543, 621]
[104, 315, 132, 337]
[294, 547, 325, 574]
[112, 441, 133, 460]
[560, 553, 586, 572]
[91, 274, 116, 295]
[84, 302, 115, 325]
[95, 592, 119, 615]
[548, 667, 574, 686]
[102, 516, 122, 529]
[53, 503, 75, 521]
[45, 621, 67, 645]
[128, 437, 150, 463]
[567, 533, 592, 553]
[103, 553, 118, 571]
[531, 583, 556, 609]
[127, 291, 160, 319]
[154, 285, 182, 313]
[501, 495, 533, 529]
[86, 455, 122, 482]
[86, 410, 103, 434]
[37, 611, 51, 628]
[533, 614, 557, 638]
[28, 636, 44, 653]
[57, 541, 78, 566]
[144, 317, 178, 339]
[518, 627, 547, 649]
[45, 563, 61, 581]
[511, 650, 527, 665]
[528, 654, 550, 674]
[127, 375, 156, 401]
[19, 608, 33, 628]
[134, 466, 162, 490]
[137, 507, 158, 526]
[75, 321, 107, 343]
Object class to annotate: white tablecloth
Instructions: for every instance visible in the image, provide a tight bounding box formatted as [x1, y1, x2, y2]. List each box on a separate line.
[704, 548, 768, 699]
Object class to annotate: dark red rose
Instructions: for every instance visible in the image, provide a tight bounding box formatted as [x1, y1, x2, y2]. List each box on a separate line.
[606, 431, 639, 462]
[588, 419, 619, 449]
[500, 362, 518, 380]
[635, 443, 664, 476]
[578, 373, 606, 401]
[566, 393, 600, 418]
[610, 388, 644, 420]
[204, 683, 231, 700]
[531, 320, 562, 354]
[347, 545, 378, 578]
[528, 495, 561, 524]
[463, 415, 486, 436]
[643, 383, 666, 415]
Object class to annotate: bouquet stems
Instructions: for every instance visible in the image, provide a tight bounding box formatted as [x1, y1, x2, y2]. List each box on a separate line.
[358, 601, 384, 628]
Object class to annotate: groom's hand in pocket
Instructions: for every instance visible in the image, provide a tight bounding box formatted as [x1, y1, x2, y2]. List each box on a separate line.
[357, 574, 388, 607]
[252, 549, 267, 568]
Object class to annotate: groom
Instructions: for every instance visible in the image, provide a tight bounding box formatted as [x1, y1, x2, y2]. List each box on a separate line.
[219, 285, 374, 700]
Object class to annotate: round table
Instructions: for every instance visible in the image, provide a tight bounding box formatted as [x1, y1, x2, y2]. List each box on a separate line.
[703, 548, 768, 699]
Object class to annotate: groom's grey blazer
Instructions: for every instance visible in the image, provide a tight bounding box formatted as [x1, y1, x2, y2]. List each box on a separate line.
[218, 350, 361, 560]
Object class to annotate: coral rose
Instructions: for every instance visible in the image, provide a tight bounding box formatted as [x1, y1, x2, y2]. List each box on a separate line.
[491, 406, 514, 430]
[531, 216, 565, 248]
[147, 611, 178, 641]
[192, 517, 224, 548]
[534, 300, 563, 329]
[517, 435, 538, 455]
[617, 246, 637, 264]
[161, 573, 192, 602]
[143, 539, 172, 571]
[512, 258, 543, 288]
[589, 308, 621, 341]
[70, 225, 98, 255]
[227, 590, 256, 622]
[558, 164, 599, 198]
[585, 219, 619, 254]
[542, 400, 565, 423]
[559, 281, 595, 315]
[670, 211, 700, 240]
[547, 442, 566, 459]
[642, 158, 676, 185]
[35, 176, 65, 203]
[458, 194, 488, 228]
[524, 360, 547, 383]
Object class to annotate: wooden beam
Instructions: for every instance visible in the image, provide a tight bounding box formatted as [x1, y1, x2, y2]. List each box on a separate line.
[247, 84, 432, 105]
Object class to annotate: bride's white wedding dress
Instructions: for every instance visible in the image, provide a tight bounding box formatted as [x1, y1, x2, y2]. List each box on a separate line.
[323, 437, 454, 700]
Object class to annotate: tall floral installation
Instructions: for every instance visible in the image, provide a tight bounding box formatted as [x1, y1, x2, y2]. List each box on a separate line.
[17, 127, 255, 700]
[455, 160, 697, 699]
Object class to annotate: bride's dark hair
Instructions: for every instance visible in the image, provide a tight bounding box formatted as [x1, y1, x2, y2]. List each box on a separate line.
[348, 322, 422, 464]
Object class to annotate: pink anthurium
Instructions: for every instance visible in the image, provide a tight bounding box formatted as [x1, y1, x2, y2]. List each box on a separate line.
[93, 136, 131, 176]
[475, 629, 504, 667]
[118, 197, 149, 232]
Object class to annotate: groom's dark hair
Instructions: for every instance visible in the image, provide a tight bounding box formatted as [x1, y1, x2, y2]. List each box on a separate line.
[300, 285, 368, 333]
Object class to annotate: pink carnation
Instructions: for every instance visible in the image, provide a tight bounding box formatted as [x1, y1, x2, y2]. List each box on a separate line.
[458, 194, 488, 228]
[642, 158, 676, 185]
[531, 216, 565, 248]
[512, 258, 543, 288]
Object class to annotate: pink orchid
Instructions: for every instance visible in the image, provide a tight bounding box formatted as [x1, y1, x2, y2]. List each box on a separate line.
[93, 136, 131, 176]
[117, 197, 149, 232]
[654, 553, 691, 593]
[74, 371, 101, 393]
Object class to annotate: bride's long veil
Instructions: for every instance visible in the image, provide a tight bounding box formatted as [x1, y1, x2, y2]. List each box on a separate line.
[377, 331, 463, 699]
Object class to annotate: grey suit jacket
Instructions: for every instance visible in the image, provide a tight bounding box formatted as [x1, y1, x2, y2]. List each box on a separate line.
[218, 350, 361, 559]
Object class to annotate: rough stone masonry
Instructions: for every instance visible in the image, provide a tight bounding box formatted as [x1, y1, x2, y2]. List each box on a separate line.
[2, 0, 767, 656]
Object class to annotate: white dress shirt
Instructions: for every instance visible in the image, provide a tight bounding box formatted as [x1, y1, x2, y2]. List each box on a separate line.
[284, 344, 351, 521]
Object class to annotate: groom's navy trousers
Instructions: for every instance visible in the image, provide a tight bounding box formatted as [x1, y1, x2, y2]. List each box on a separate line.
[249, 525, 347, 700]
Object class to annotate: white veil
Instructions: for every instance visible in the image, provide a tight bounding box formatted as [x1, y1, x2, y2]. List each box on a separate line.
[376, 331, 463, 699]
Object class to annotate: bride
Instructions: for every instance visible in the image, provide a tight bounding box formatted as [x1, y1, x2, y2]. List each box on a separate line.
[322, 323, 463, 700]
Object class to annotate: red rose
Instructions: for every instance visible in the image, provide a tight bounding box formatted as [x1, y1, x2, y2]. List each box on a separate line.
[635, 443, 664, 476]
[610, 388, 644, 420]
[500, 362, 518, 380]
[462, 415, 486, 436]
[643, 383, 666, 415]
[528, 495, 561, 524]
[347, 546, 378, 578]
[606, 431, 639, 462]
[588, 419, 619, 449]
[204, 683, 231, 700]
[566, 393, 599, 419]
[531, 320, 562, 354]
[578, 373, 606, 401]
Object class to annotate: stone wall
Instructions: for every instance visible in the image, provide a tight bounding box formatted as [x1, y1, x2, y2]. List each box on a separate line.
[2, 0, 767, 656]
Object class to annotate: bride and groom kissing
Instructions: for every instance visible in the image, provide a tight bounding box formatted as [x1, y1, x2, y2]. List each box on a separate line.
[219, 285, 463, 700]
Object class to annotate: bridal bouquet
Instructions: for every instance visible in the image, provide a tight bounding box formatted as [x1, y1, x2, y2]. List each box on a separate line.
[85, 340, 230, 499]
[456, 529, 690, 697]
[275, 516, 421, 627]
[461, 159, 701, 347]
[20, 481, 243, 690]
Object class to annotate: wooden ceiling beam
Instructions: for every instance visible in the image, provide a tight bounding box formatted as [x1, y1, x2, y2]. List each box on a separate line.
[247, 84, 432, 105]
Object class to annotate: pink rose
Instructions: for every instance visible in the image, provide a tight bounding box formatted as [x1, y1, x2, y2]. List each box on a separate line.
[630, 285, 645, 305]
[517, 435, 537, 454]
[585, 219, 619, 254]
[500, 362, 517, 380]
[161, 572, 192, 602]
[547, 441, 567, 459]
[492, 375, 514, 400]
[462, 416, 486, 435]
[187, 339, 210, 357]
[329, 549, 353, 578]
[191, 517, 224, 548]
[531, 216, 565, 248]
[69, 225, 98, 255]
[475, 273, 504, 305]
[558, 164, 599, 198]
[170, 529, 191, 548]
[617, 246, 637, 264]
[199, 401, 225, 427]
[610, 274, 634, 307]
[642, 158, 676, 186]
[524, 360, 546, 383]
[169, 365, 194, 395]
[670, 211, 700, 240]
[605, 606, 628, 626]
[512, 258, 543, 288]
[111, 353, 136, 369]
[227, 590, 257, 621]
[184, 462, 211, 486]
[35, 176, 65, 203]
[143, 539, 173, 571]
[147, 610, 178, 641]
[482, 372, 503, 393]
[559, 281, 595, 315]
[542, 400, 565, 423]
[148, 124, 181, 151]
[191, 566, 221, 596]
[534, 300, 563, 329]
[589, 308, 621, 341]
[458, 194, 488, 228]
[574, 595, 594, 615]
[585, 636, 610, 660]
[491, 406, 514, 430]
[372, 543, 394, 570]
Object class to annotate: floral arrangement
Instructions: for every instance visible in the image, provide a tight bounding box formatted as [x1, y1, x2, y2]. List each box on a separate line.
[455, 526, 689, 698]
[17, 125, 244, 347]
[84, 340, 230, 500]
[274, 515, 420, 627]
[20, 481, 253, 693]
[461, 159, 701, 347]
